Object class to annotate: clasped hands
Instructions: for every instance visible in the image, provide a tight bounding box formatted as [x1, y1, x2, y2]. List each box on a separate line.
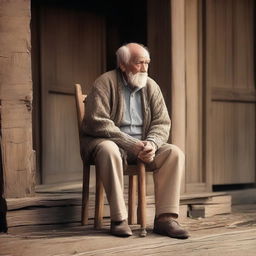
[135, 140, 156, 164]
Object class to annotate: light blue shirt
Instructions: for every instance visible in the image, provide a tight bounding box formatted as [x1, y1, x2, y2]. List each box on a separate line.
[120, 76, 143, 139]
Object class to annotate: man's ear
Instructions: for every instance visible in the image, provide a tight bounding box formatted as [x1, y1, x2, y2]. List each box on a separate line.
[120, 63, 126, 72]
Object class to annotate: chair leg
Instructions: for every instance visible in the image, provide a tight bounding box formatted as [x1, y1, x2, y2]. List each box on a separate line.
[137, 161, 147, 237]
[128, 175, 137, 225]
[81, 165, 90, 225]
[94, 168, 104, 229]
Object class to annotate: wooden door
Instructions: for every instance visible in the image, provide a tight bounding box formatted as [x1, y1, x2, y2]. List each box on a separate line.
[40, 5, 105, 183]
[205, 0, 255, 185]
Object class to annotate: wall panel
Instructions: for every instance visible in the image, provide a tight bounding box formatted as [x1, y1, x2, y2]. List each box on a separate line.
[206, 0, 255, 185]
[212, 102, 255, 184]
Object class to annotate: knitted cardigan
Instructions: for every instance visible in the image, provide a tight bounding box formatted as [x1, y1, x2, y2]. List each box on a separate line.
[80, 69, 171, 162]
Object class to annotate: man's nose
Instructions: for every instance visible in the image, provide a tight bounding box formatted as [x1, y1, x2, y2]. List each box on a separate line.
[140, 63, 148, 72]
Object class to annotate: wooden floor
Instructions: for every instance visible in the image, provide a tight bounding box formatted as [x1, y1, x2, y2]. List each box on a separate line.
[1, 204, 256, 256]
[2, 182, 255, 256]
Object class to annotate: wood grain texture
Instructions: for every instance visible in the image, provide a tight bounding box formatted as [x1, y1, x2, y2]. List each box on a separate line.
[128, 175, 137, 225]
[212, 87, 256, 102]
[206, 0, 255, 89]
[170, 0, 186, 153]
[0, 0, 35, 198]
[185, 0, 204, 187]
[212, 102, 255, 184]
[6, 187, 228, 228]
[39, 5, 106, 183]
[2, 205, 256, 256]
[205, 0, 255, 185]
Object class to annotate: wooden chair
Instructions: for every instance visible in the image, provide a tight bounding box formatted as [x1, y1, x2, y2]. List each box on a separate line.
[74, 84, 147, 236]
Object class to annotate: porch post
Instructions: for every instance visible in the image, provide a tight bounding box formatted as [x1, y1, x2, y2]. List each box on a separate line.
[170, 0, 186, 153]
[170, 0, 186, 192]
[147, 0, 186, 193]
[0, 0, 35, 198]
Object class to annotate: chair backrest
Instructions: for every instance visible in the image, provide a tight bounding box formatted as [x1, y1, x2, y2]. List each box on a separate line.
[74, 84, 87, 129]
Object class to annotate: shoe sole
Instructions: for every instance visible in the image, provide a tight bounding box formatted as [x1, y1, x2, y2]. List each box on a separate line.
[110, 232, 133, 237]
[153, 228, 189, 239]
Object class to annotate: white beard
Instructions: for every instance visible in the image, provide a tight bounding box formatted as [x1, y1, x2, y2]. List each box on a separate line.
[127, 72, 148, 88]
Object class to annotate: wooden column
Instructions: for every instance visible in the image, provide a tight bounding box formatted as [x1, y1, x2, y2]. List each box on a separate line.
[0, 0, 35, 198]
[184, 0, 211, 193]
[170, 0, 186, 193]
[147, 0, 186, 148]
[170, 0, 186, 153]
[148, 0, 186, 193]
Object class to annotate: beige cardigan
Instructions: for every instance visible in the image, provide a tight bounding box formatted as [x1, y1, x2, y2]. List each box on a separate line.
[80, 69, 171, 162]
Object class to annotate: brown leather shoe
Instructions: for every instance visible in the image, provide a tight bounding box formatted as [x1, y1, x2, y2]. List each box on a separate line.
[110, 220, 132, 237]
[153, 218, 189, 239]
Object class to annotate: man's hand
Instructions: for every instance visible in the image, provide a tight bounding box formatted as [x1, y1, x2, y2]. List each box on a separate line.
[134, 141, 146, 156]
[137, 141, 156, 163]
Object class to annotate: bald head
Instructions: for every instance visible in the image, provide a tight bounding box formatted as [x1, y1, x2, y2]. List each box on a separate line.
[116, 43, 150, 67]
[126, 43, 150, 62]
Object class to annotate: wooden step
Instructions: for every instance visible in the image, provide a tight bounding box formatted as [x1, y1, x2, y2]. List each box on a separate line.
[6, 184, 232, 228]
[6, 194, 188, 227]
[188, 195, 232, 218]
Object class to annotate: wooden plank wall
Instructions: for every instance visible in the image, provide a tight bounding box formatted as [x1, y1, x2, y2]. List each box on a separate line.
[206, 0, 255, 185]
[185, 0, 209, 193]
[39, 5, 105, 184]
[184, 0, 255, 189]
[0, 0, 35, 197]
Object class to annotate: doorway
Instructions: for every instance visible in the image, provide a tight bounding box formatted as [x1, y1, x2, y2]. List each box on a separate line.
[31, 0, 147, 184]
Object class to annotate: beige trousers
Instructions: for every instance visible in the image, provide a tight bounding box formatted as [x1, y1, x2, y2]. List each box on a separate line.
[94, 140, 185, 221]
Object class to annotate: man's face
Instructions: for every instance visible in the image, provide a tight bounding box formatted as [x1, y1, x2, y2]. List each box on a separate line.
[122, 54, 150, 88]
[125, 55, 150, 74]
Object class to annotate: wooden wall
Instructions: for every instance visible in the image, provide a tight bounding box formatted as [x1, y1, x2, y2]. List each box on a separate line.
[149, 0, 255, 193]
[147, 0, 207, 193]
[206, 0, 255, 185]
[38, 4, 106, 184]
[185, 0, 256, 189]
[0, 0, 35, 197]
[185, 0, 209, 193]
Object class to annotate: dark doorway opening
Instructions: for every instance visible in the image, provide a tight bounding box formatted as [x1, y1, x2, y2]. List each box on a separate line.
[104, 0, 147, 69]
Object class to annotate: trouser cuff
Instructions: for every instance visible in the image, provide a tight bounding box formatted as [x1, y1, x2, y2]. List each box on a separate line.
[155, 206, 179, 218]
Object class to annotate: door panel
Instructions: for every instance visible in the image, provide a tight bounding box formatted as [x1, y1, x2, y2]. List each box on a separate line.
[40, 5, 105, 183]
[212, 102, 255, 184]
[206, 0, 255, 185]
